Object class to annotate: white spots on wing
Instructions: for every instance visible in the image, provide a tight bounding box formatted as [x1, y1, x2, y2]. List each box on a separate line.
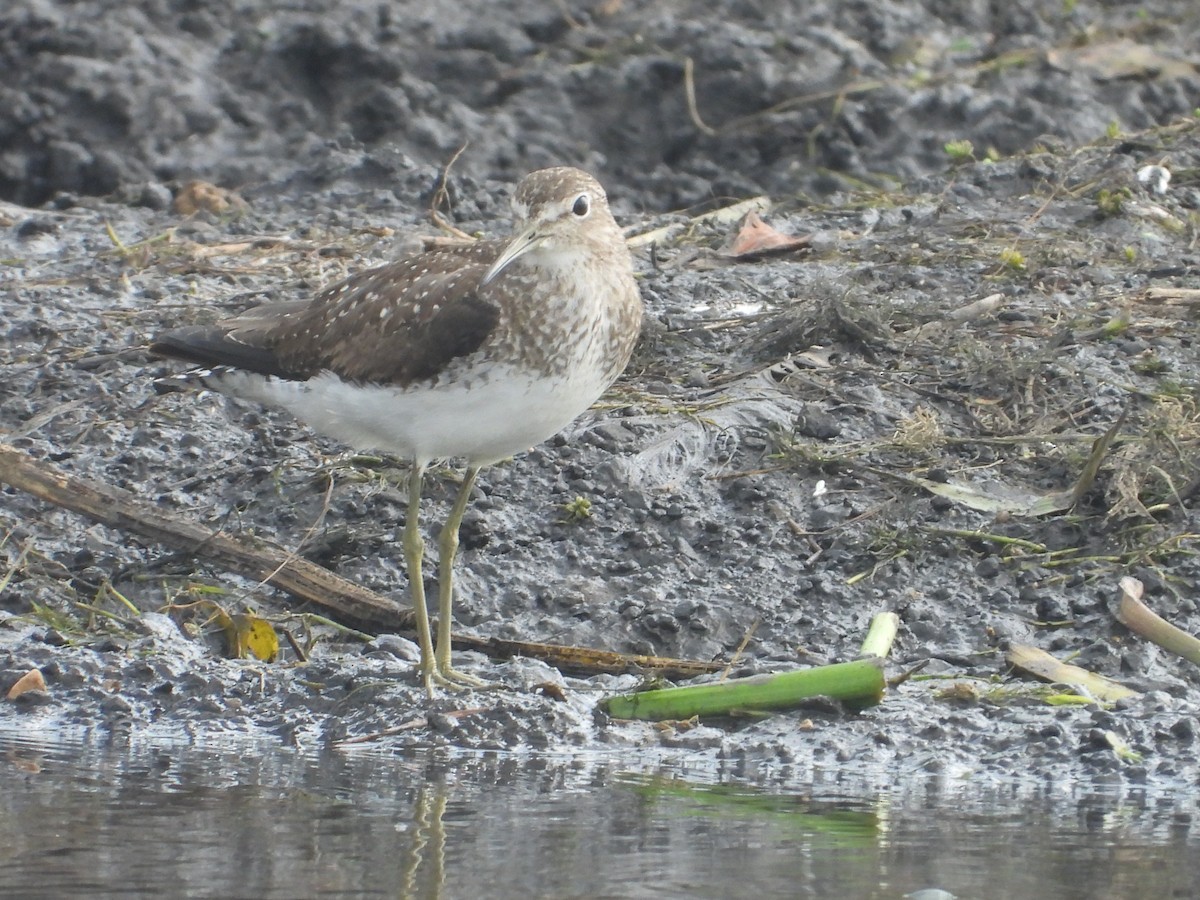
[273, 170, 627, 376]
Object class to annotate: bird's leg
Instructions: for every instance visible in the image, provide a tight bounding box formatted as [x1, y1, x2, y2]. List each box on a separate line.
[434, 466, 487, 687]
[402, 463, 437, 694]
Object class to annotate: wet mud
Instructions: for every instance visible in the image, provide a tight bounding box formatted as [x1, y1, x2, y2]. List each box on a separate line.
[2, 1, 1199, 791]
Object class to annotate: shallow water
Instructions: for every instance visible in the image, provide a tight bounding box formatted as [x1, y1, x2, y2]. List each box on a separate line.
[1, 731, 1195, 899]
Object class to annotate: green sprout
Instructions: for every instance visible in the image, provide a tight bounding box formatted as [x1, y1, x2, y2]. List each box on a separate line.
[1000, 247, 1026, 271]
[561, 495, 593, 522]
[1100, 311, 1131, 338]
[944, 139, 975, 163]
[1131, 354, 1169, 376]
[1096, 187, 1130, 218]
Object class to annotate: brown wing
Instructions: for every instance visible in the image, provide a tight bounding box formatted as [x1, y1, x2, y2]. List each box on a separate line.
[152, 240, 505, 387]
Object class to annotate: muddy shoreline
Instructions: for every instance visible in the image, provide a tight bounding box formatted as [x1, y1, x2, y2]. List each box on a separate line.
[3, 1, 1199, 794]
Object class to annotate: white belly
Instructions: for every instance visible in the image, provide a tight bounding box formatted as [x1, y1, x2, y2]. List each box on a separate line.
[214, 365, 609, 466]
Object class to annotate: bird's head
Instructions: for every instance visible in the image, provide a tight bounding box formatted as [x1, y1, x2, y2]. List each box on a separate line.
[482, 167, 622, 285]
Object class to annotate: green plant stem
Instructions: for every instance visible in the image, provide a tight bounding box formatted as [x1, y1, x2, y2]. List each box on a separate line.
[602, 658, 885, 721]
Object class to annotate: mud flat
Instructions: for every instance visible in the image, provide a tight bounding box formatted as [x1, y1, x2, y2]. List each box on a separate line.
[2, 2, 1199, 793]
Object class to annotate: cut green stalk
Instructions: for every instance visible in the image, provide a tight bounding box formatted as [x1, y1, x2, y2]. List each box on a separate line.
[602, 658, 886, 721]
[859, 612, 899, 658]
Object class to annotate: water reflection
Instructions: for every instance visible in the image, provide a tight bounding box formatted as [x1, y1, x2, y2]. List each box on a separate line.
[0, 730, 1196, 899]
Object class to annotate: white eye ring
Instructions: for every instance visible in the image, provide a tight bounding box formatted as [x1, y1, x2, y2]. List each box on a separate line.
[571, 193, 591, 218]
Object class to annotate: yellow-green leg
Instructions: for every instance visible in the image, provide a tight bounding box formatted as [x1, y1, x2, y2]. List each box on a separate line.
[434, 466, 486, 687]
[402, 464, 438, 694]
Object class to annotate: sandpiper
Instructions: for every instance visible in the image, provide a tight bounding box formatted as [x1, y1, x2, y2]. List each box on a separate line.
[151, 167, 643, 691]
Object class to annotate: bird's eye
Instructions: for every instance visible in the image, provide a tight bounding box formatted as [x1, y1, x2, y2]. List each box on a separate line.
[571, 193, 591, 217]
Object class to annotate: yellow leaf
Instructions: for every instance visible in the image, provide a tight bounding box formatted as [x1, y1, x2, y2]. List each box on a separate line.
[225, 614, 280, 662]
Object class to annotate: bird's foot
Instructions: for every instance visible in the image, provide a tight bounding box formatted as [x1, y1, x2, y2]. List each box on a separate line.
[418, 662, 501, 695]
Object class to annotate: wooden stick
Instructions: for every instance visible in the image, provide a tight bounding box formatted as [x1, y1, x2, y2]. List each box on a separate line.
[0, 442, 408, 630]
[0, 443, 720, 679]
[478, 638, 720, 679]
[1143, 287, 1200, 305]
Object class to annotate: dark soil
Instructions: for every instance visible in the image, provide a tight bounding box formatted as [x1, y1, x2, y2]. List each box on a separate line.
[2, 1, 1199, 791]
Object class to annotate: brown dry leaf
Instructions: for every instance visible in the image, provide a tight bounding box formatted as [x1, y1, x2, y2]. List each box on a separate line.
[723, 211, 811, 259]
[534, 681, 567, 702]
[936, 681, 980, 702]
[652, 716, 701, 733]
[6, 668, 47, 701]
[173, 180, 248, 216]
